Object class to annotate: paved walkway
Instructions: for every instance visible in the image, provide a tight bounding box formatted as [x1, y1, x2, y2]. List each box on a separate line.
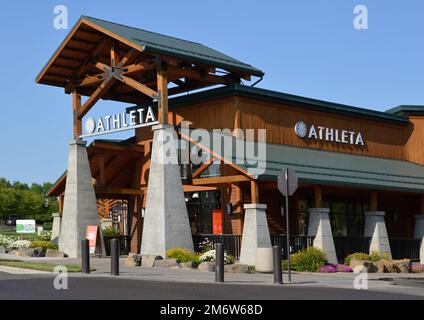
[1, 254, 423, 297]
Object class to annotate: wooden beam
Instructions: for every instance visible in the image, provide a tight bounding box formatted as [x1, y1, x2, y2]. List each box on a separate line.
[72, 92, 82, 139]
[99, 153, 105, 190]
[95, 187, 143, 195]
[114, 74, 158, 99]
[193, 175, 250, 185]
[64, 41, 108, 93]
[183, 185, 218, 192]
[314, 185, 323, 208]
[156, 60, 169, 124]
[251, 180, 259, 203]
[78, 77, 116, 119]
[191, 158, 216, 179]
[110, 40, 119, 68]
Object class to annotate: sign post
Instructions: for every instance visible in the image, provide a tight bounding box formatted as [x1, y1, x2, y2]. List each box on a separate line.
[277, 168, 298, 283]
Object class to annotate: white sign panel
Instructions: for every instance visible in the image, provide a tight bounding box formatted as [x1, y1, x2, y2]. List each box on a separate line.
[16, 220, 36, 234]
[80, 106, 158, 139]
[294, 121, 364, 146]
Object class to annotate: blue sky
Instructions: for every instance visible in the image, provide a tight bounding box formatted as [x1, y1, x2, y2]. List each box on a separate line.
[0, 0, 423, 184]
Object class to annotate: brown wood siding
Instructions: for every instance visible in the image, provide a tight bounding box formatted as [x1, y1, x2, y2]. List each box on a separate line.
[238, 97, 409, 160]
[406, 117, 424, 165]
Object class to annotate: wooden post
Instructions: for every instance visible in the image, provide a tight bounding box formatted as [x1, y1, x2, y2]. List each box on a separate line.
[72, 92, 82, 140]
[251, 180, 259, 204]
[314, 185, 322, 208]
[156, 60, 168, 124]
[370, 191, 378, 211]
[99, 153, 105, 191]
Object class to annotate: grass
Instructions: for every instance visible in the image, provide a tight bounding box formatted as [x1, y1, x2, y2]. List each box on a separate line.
[0, 258, 95, 273]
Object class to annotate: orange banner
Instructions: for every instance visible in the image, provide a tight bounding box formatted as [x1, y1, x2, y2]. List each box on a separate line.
[86, 225, 98, 254]
[212, 210, 223, 235]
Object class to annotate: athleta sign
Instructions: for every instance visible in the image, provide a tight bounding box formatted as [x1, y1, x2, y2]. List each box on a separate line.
[294, 121, 364, 146]
[80, 106, 158, 139]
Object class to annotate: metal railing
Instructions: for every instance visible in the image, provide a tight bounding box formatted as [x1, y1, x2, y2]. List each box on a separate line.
[103, 236, 130, 256]
[193, 234, 314, 260]
[389, 238, 421, 261]
[193, 234, 242, 260]
[333, 236, 371, 261]
[270, 235, 315, 260]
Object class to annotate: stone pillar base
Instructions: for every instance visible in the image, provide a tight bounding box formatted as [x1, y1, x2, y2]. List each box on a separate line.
[239, 204, 271, 266]
[364, 211, 391, 257]
[414, 215, 424, 239]
[51, 213, 61, 245]
[415, 215, 424, 264]
[59, 139, 105, 258]
[140, 125, 193, 258]
[307, 208, 337, 264]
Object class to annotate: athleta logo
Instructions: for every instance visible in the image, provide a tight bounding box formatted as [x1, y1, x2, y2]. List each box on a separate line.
[294, 121, 364, 146]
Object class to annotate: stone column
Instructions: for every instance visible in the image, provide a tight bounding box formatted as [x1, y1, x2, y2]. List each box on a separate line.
[414, 215, 424, 264]
[307, 208, 338, 264]
[414, 215, 424, 239]
[239, 204, 272, 266]
[364, 211, 391, 257]
[51, 213, 61, 245]
[140, 125, 193, 258]
[59, 140, 105, 258]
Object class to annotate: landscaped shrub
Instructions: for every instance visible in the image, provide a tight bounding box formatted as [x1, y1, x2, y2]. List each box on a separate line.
[290, 247, 327, 272]
[317, 264, 337, 273]
[29, 241, 58, 250]
[102, 227, 120, 237]
[199, 249, 234, 265]
[0, 234, 18, 249]
[166, 248, 200, 264]
[369, 251, 391, 262]
[9, 240, 32, 250]
[39, 231, 52, 241]
[411, 263, 424, 273]
[344, 252, 371, 266]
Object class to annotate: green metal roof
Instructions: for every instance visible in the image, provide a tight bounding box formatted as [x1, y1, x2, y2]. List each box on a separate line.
[186, 130, 424, 193]
[82, 16, 264, 77]
[386, 105, 424, 116]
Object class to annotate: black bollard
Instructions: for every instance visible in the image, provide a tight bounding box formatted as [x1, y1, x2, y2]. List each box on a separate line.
[110, 238, 119, 276]
[273, 245, 283, 284]
[81, 239, 90, 274]
[215, 243, 224, 283]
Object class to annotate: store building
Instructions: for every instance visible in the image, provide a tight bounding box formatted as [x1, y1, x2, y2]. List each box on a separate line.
[39, 16, 424, 263]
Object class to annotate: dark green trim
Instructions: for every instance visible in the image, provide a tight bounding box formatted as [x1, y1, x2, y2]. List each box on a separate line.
[386, 105, 424, 116]
[129, 84, 409, 125]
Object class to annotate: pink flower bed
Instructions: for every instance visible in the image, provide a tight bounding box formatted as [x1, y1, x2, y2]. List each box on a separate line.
[317, 263, 353, 273]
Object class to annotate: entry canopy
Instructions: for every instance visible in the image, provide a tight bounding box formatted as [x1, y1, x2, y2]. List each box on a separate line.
[36, 16, 264, 106]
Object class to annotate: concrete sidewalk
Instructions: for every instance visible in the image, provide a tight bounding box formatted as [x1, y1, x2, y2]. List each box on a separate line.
[1, 254, 423, 297]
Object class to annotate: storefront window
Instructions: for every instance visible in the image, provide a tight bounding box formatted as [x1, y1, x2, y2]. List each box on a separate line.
[324, 200, 365, 237]
[186, 191, 221, 235]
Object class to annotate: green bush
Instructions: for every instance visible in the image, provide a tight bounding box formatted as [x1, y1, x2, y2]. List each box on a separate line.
[370, 251, 392, 262]
[344, 252, 370, 266]
[29, 241, 58, 250]
[290, 247, 327, 272]
[102, 227, 120, 237]
[166, 248, 200, 264]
